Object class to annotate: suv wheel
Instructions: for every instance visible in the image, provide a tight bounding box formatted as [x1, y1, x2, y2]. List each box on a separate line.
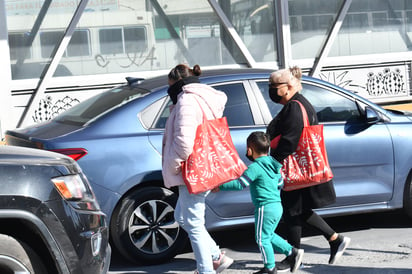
[0, 234, 47, 274]
[111, 186, 187, 264]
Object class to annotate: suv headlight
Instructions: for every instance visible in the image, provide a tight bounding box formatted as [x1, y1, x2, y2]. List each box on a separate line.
[52, 174, 100, 211]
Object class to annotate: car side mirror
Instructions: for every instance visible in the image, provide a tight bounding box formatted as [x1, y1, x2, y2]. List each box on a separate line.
[365, 107, 380, 124]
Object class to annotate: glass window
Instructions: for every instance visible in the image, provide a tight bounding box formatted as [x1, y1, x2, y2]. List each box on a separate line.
[289, 0, 342, 59]
[125, 27, 148, 53]
[6, 2, 73, 79]
[257, 80, 361, 123]
[256, 81, 283, 118]
[230, 0, 278, 62]
[55, 86, 149, 125]
[99, 28, 123, 55]
[372, 12, 388, 28]
[341, 13, 369, 31]
[331, 0, 412, 56]
[40, 31, 63, 58]
[213, 83, 254, 126]
[41, 30, 90, 58]
[8, 32, 31, 60]
[153, 82, 254, 129]
[66, 29, 90, 57]
[153, 99, 173, 129]
[153, 0, 245, 67]
[300, 83, 362, 123]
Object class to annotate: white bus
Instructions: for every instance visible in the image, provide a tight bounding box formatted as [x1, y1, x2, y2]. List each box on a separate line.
[8, 9, 157, 79]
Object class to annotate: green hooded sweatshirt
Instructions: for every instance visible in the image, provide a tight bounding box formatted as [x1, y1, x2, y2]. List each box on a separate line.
[219, 156, 283, 206]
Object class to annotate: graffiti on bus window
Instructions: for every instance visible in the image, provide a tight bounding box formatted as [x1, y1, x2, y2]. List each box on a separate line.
[95, 46, 156, 69]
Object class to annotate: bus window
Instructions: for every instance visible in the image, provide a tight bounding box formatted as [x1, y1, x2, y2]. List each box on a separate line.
[8, 32, 31, 60]
[99, 28, 123, 54]
[40, 30, 91, 58]
[66, 29, 91, 57]
[99, 26, 148, 55]
[40, 31, 63, 58]
[124, 27, 147, 53]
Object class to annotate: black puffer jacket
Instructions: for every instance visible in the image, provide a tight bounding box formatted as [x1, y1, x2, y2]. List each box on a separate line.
[266, 93, 336, 216]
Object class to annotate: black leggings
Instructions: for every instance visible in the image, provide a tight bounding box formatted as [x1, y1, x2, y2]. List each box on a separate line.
[283, 209, 335, 248]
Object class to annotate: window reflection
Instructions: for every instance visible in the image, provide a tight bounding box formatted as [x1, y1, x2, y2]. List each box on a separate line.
[331, 0, 412, 55]
[289, 0, 342, 59]
[300, 83, 361, 123]
[230, 0, 277, 62]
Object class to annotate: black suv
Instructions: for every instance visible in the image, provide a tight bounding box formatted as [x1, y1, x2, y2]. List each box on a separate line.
[0, 146, 111, 274]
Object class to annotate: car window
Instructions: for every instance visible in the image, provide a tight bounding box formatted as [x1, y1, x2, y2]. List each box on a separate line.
[55, 86, 149, 125]
[257, 80, 362, 123]
[300, 83, 362, 123]
[152, 99, 173, 129]
[212, 83, 254, 126]
[152, 82, 254, 129]
[256, 81, 283, 117]
[140, 96, 168, 129]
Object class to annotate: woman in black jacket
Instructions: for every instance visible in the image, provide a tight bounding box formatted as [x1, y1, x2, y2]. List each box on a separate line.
[266, 66, 350, 272]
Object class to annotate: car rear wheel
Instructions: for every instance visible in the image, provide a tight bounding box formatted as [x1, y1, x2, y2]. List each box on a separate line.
[110, 186, 187, 264]
[0, 234, 48, 274]
[404, 173, 412, 219]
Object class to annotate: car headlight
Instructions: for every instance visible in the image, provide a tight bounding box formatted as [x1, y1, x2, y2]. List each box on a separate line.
[52, 174, 100, 211]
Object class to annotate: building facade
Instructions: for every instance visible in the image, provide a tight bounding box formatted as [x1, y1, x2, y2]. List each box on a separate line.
[1, 0, 412, 137]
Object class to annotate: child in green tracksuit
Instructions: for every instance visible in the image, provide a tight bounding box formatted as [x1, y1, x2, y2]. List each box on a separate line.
[218, 131, 304, 274]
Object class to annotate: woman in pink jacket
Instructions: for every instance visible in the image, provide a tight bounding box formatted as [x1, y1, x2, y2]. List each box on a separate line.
[162, 64, 233, 274]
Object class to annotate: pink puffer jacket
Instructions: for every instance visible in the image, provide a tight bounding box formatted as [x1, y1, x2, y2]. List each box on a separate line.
[162, 83, 227, 188]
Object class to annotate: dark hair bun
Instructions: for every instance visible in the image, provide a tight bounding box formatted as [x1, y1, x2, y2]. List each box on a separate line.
[193, 64, 202, 76]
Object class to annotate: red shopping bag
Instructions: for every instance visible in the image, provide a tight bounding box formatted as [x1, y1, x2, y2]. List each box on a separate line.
[281, 101, 333, 191]
[182, 115, 247, 194]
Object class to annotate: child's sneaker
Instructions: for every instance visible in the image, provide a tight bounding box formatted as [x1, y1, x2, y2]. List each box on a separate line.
[213, 252, 234, 273]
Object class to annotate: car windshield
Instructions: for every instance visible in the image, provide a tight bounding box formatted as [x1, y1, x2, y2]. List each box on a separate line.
[54, 85, 149, 125]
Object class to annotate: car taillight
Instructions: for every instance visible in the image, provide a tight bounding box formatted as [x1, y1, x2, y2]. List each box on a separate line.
[50, 148, 88, 161]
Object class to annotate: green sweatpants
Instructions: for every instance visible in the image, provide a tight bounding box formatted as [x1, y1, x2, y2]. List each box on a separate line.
[255, 202, 293, 269]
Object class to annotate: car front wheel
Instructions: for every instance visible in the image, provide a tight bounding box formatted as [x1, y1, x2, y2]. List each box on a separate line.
[0, 234, 48, 274]
[110, 186, 187, 264]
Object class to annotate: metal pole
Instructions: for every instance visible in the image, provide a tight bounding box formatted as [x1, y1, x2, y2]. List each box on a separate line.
[0, 1, 14, 136]
[208, 0, 256, 67]
[310, 0, 352, 77]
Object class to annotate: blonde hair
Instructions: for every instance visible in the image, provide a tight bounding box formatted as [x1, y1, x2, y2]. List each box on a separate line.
[270, 66, 302, 88]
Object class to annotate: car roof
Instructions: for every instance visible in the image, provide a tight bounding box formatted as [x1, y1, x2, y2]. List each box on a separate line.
[136, 68, 274, 90]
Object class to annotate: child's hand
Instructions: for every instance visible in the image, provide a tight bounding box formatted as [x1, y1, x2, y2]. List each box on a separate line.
[211, 187, 220, 193]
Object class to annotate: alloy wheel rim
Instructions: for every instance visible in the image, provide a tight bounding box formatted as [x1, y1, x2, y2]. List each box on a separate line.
[128, 199, 180, 254]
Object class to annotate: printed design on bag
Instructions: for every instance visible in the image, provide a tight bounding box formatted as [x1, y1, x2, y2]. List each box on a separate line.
[281, 101, 333, 191]
[185, 124, 243, 185]
[282, 130, 329, 185]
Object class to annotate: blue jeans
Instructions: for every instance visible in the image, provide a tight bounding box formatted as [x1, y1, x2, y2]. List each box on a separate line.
[175, 185, 221, 274]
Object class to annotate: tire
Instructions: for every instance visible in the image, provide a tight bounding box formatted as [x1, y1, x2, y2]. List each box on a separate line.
[403, 173, 412, 219]
[110, 186, 187, 264]
[0, 234, 48, 274]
